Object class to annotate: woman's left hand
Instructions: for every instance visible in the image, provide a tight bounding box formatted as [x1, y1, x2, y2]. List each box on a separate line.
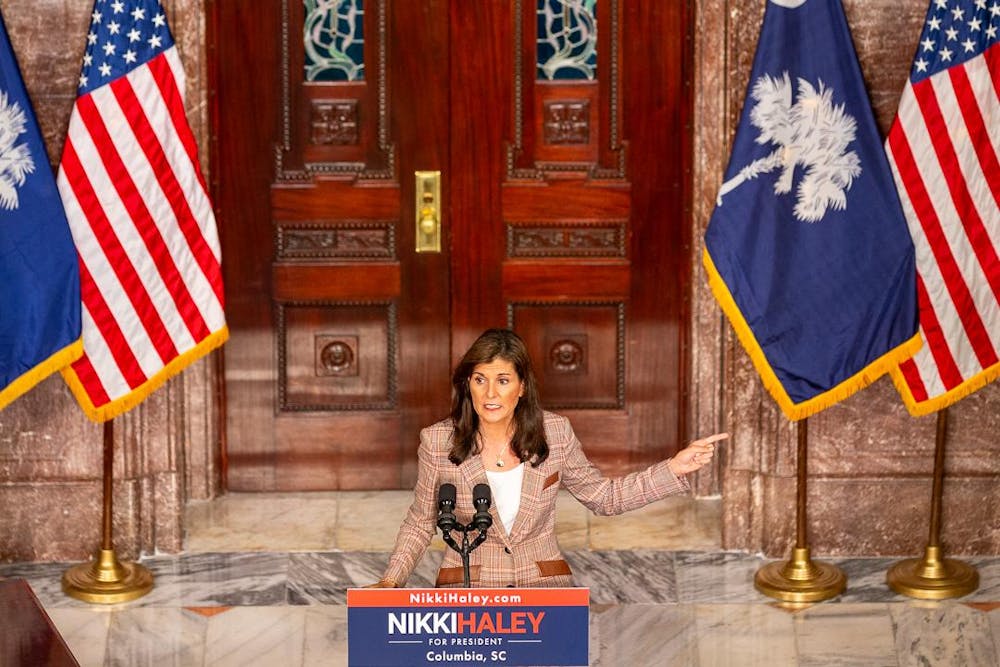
[667, 432, 730, 476]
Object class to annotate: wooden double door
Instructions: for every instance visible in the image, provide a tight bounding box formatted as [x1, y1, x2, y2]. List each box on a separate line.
[212, 1, 692, 491]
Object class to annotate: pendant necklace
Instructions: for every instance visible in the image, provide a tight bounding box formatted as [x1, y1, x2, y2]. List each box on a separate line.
[482, 433, 507, 468]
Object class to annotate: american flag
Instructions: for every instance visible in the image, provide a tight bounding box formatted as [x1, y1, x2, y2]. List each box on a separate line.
[58, 0, 227, 421]
[887, 0, 1000, 415]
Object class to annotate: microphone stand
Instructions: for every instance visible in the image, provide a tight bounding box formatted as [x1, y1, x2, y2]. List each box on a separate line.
[439, 524, 490, 588]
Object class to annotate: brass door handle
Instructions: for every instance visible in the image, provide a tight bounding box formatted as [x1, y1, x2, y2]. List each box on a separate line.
[415, 171, 441, 253]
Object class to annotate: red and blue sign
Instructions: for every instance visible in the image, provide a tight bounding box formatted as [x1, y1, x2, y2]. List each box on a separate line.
[347, 588, 589, 666]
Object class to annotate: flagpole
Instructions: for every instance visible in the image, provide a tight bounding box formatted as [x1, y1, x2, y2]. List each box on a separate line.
[886, 408, 978, 599]
[62, 419, 153, 604]
[754, 417, 846, 603]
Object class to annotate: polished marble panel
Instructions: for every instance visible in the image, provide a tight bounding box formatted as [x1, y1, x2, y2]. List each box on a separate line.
[302, 605, 348, 665]
[675, 551, 765, 603]
[287, 552, 360, 605]
[139, 553, 290, 608]
[566, 550, 677, 604]
[203, 606, 305, 667]
[890, 602, 999, 667]
[185, 493, 340, 552]
[971, 557, 1000, 601]
[105, 607, 207, 666]
[694, 603, 798, 666]
[286, 552, 441, 604]
[989, 606, 1000, 660]
[590, 603, 697, 665]
[829, 557, 902, 603]
[588, 495, 722, 551]
[794, 603, 897, 666]
[334, 490, 438, 552]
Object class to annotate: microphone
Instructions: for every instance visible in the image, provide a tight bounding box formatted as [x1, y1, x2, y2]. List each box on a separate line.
[437, 483, 457, 532]
[434, 483, 492, 587]
[472, 483, 493, 531]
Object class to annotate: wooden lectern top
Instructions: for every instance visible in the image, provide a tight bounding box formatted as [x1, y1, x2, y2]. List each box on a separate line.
[0, 578, 79, 667]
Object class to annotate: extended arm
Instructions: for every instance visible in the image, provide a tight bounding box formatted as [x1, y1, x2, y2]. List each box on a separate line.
[557, 415, 727, 516]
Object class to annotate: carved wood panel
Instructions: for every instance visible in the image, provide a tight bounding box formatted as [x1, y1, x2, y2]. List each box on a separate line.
[506, 221, 626, 258]
[277, 302, 396, 411]
[276, 221, 396, 259]
[508, 302, 625, 409]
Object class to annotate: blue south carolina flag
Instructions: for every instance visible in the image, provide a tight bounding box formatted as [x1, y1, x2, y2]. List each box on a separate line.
[0, 10, 81, 410]
[703, 0, 920, 420]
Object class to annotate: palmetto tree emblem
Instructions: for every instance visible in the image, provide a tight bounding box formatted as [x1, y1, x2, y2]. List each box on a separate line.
[717, 71, 862, 222]
[0, 90, 35, 211]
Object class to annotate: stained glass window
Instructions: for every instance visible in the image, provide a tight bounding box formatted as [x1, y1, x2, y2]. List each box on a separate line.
[537, 0, 597, 80]
[304, 0, 365, 82]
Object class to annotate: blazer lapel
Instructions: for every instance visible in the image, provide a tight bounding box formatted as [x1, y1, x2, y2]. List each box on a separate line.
[458, 455, 515, 547]
[458, 454, 485, 490]
[507, 463, 544, 542]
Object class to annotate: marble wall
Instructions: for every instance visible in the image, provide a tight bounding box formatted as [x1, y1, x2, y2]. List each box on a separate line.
[689, 0, 1000, 557]
[0, 0, 219, 562]
[0, 0, 997, 563]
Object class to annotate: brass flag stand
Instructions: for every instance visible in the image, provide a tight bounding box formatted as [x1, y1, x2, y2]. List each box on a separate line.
[62, 419, 153, 604]
[886, 408, 978, 599]
[755, 418, 846, 602]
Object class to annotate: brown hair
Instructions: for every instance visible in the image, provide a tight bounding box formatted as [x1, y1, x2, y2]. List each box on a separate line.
[448, 328, 549, 467]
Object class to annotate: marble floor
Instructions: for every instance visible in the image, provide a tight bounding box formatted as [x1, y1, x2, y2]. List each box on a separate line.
[2, 491, 999, 666]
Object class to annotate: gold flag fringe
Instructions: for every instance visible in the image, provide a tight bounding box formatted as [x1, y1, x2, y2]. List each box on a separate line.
[0, 339, 84, 410]
[890, 359, 1000, 417]
[62, 326, 228, 422]
[703, 249, 922, 421]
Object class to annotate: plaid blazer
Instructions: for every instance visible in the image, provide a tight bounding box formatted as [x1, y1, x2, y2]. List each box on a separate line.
[382, 412, 689, 588]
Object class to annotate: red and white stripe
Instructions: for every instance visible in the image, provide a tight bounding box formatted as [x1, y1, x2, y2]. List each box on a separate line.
[58, 47, 226, 420]
[887, 43, 1000, 414]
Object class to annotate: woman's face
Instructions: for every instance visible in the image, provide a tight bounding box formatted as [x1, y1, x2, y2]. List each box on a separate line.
[469, 358, 524, 431]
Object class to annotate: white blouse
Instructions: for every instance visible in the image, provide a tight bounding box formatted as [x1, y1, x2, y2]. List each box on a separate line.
[485, 463, 524, 534]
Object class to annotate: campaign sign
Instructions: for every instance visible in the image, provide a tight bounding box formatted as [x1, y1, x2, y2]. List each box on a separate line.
[347, 587, 589, 666]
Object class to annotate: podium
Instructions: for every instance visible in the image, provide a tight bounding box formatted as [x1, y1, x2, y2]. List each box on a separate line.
[0, 579, 79, 666]
[347, 587, 589, 666]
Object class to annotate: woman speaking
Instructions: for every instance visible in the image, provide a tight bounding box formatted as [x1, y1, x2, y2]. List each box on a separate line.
[374, 328, 728, 588]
